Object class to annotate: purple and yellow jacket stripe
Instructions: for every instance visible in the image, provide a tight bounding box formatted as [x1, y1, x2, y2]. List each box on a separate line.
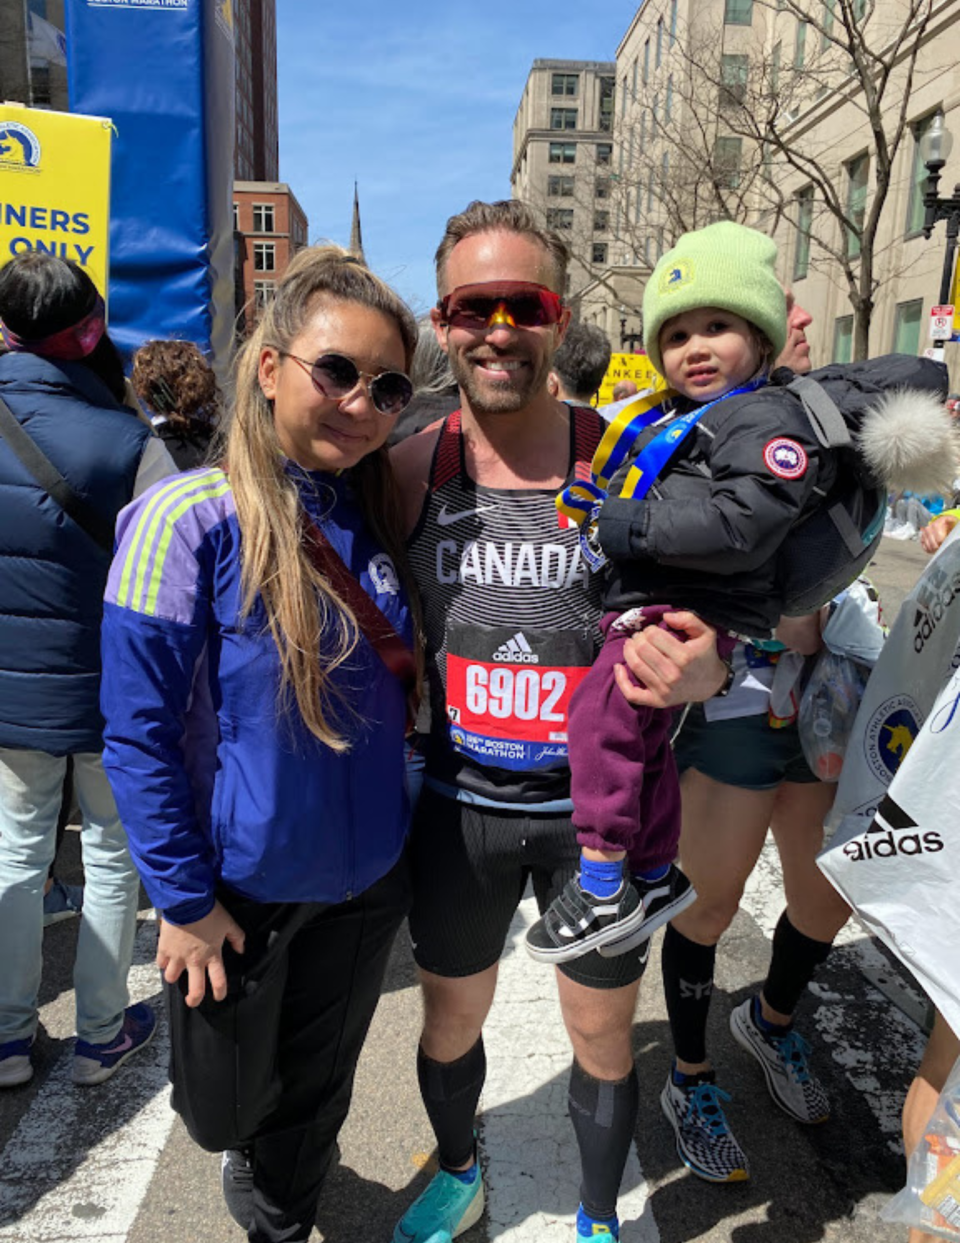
[101, 467, 413, 925]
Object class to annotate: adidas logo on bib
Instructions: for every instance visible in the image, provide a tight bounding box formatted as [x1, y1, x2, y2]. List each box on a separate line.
[492, 632, 539, 664]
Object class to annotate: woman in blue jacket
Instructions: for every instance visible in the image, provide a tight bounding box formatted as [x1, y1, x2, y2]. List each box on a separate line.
[101, 246, 419, 1243]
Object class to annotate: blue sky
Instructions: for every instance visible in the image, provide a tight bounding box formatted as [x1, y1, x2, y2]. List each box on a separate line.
[276, 3, 638, 317]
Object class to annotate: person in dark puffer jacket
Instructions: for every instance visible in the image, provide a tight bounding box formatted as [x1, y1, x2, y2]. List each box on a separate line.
[0, 253, 176, 1090]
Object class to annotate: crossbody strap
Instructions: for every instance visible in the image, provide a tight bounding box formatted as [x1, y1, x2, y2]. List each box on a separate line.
[301, 518, 417, 695]
[0, 394, 115, 553]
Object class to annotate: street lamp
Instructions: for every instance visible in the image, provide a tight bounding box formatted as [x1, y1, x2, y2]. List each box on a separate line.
[619, 309, 643, 353]
[920, 113, 960, 326]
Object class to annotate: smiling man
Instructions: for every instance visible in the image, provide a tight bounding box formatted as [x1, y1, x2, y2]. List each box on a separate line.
[390, 200, 726, 1243]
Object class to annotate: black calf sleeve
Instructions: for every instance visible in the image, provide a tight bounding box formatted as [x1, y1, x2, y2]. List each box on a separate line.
[417, 1038, 486, 1171]
[568, 1059, 638, 1221]
[762, 911, 833, 1018]
[661, 923, 717, 1065]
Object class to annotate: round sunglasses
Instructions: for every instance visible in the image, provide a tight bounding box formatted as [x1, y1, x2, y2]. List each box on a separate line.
[276, 350, 414, 417]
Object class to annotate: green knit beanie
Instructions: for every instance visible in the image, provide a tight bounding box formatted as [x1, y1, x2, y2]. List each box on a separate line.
[642, 221, 787, 376]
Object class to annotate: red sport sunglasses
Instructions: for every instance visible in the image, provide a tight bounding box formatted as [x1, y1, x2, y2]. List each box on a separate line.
[437, 281, 565, 331]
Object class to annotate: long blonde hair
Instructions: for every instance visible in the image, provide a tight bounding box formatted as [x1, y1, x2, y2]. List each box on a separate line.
[225, 245, 420, 750]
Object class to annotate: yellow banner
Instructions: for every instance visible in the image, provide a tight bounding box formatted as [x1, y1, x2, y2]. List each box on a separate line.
[952, 255, 960, 337]
[0, 104, 111, 304]
[596, 352, 666, 407]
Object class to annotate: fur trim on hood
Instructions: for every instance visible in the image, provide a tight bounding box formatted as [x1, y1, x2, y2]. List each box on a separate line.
[857, 388, 960, 496]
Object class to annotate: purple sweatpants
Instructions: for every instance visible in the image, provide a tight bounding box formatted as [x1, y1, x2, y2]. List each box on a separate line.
[568, 608, 684, 873]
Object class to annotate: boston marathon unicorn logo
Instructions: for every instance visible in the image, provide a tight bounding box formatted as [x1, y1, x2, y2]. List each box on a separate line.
[659, 258, 693, 294]
[0, 122, 41, 170]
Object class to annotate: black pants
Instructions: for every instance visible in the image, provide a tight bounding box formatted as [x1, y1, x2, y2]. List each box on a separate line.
[182, 855, 410, 1243]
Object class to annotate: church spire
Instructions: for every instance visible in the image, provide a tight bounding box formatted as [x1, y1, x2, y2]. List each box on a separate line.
[349, 182, 365, 263]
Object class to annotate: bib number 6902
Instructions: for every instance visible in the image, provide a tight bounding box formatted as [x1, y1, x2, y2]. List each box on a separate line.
[464, 665, 566, 722]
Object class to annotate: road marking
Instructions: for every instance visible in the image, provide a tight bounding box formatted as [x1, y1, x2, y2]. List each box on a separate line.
[481, 896, 658, 1243]
[0, 919, 174, 1242]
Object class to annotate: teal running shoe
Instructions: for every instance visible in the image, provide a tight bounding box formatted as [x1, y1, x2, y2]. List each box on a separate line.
[393, 1167, 484, 1242]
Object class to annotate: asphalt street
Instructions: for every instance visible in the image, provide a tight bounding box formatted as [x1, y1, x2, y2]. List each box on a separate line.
[0, 534, 935, 1243]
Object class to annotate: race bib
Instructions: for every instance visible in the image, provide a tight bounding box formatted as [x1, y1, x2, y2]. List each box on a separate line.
[444, 623, 595, 771]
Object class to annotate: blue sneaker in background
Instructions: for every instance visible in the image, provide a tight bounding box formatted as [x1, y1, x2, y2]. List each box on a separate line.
[73, 1002, 156, 1086]
[0, 1036, 35, 1088]
[43, 879, 84, 927]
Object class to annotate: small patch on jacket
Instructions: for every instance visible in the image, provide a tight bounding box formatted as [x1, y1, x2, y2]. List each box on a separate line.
[763, 437, 808, 480]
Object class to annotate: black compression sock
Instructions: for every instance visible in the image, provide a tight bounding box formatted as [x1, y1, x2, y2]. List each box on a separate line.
[762, 911, 834, 1018]
[661, 923, 717, 1066]
[417, 1038, 486, 1172]
[568, 1059, 638, 1221]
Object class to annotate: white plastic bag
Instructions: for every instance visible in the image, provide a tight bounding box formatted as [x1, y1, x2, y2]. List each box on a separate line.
[798, 650, 869, 782]
[883, 1053, 960, 1239]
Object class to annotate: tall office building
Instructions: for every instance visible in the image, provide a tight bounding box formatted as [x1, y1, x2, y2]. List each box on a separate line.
[0, 0, 68, 112]
[233, 0, 278, 182]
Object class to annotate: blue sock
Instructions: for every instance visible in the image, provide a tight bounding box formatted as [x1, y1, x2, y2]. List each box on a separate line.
[441, 1161, 479, 1185]
[752, 993, 789, 1034]
[577, 1203, 619, 1239]
[636, 863, 670, 883]
[579, 854, 624, 899]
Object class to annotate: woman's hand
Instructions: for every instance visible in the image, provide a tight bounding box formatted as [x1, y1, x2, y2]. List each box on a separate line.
[921, 511, 959, 555]
[157, 902, 246, 1007]
[615, 611, 726, 709]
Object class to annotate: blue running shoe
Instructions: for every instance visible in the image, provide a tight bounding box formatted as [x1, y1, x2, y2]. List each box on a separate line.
[393, 1166, 484, 1242]
[576, 1203, 619, 1241]
[43, 879, 83, 927]
[0, 1036, 34, 1088]
[729, 996, 830, 1124]
[660, 1070, 749, 1183]
[73, 1002, 157, 1085]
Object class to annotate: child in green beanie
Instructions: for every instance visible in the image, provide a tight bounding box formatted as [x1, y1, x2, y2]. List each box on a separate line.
[524, 221, 808, 966]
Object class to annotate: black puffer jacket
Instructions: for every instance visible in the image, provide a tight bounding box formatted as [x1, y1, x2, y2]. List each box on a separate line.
[598, 355, 946, 638]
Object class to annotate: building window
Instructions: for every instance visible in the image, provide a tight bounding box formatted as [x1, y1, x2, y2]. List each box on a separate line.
[656, 18, 664, 67]
[548, 175, 575, 197]
[771, 42, 781, 94]
[647, 169, 656, 212]
[906, 113, 937, 236]
[720, 54, 749, 105]
[549, 142, 576, 164]
[253, 280, 275, 310]
[640, 109, 646, 151]
[253, 241, 276, 271]
[892, 299, 923, 355]
[232, 202, 239, 231]
[252, 203, 275, 233]
[632, 58, 638, 99]
[794, 19, 808, 68]
[833, 315, 853, 363]
[551, 73, 579, 96]
[666, 75, 674, 121]
[643, 39, 650, 84]
[551, 107, 578, 131]
[595, 177, 611, 199]
[794, 185, 814, 279]
[592, 243, 608, 265]
[546, 208, 574, 230]
[724, 0, 753, 25]
[822, 0, 835, 48]
[670, 0, 678, 44]
[652, 93, 660, 128]
[845, 152, 869, 257]
[596, 143, 612, 165]
[599, 77, 614, 133]
[594, 210, 610, 232]
[714, 136, 742, 188]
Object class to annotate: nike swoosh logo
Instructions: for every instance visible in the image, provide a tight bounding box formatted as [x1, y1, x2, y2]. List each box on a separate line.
[436, 503, 497, 527]
[104, 1032, 134, 1057]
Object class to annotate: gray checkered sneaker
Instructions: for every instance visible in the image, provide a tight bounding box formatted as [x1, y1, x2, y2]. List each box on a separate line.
[660, 1072, 749, 1183]
[729, 997, 830, 1125]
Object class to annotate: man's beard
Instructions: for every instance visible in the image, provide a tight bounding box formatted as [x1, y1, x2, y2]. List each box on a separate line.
[448, 348, 552, 416]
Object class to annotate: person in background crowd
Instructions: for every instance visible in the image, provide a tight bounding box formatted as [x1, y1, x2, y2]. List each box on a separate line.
[388, 318, 461, 445]
[0, 252, 176, 1089]
[101, 246, 420, 1243]
[611, 379, 638, 402]
[390, 199, 727, 1243]
[547, 321, 612, 407]
[131, 339, 222, 471]
[655, 283, 851, 1184]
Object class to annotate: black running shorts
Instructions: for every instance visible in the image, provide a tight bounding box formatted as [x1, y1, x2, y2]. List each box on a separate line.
[408, 786, 649, 990]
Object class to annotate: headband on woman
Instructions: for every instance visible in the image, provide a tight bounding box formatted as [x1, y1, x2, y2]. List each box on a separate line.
[0, 293, 107, 361]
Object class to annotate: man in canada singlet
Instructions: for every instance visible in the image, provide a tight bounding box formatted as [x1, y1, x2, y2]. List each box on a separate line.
[390, 200, 727, 1243]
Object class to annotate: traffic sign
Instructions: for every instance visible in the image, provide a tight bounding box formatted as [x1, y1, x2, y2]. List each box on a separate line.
[930, 305, 955, 341]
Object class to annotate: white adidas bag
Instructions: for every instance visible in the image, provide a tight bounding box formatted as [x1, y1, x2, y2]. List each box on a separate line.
[819, 529, 960, 1036]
